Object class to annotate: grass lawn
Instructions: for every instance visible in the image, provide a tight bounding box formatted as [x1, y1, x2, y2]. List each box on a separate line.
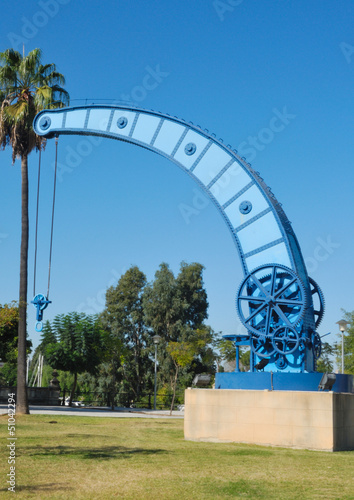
[1, 414, 354, 499]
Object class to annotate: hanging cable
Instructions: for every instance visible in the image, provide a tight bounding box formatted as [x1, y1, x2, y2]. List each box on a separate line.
[47, 135, 58, 299]
[31, 137, 58, 332]
[33, 148, 42, 297]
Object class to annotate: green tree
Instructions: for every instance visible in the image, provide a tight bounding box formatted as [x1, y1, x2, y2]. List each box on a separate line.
[167, 326, 214, 413]
[215, 337, 236, 367]
[101, 266, 153, 407]
[0, 363, 17, 386]
[239, 348, 250, 371]
[214, 335, 250, 372]
[0, 48, 69, 413]
[0, 302, 32, 386]
[78, 364, 113, 406]
[143, 262, 208, 341]
[167, 338, 196, 413]
[143, 263, 180, 341]
[144, 262, 212, 405]
[334, 311, 354, 374]
[0, 302, 19, 363]
[40, 313, 103, 406]
[175, 261, 208, 328]
[316, 342, 334, 373]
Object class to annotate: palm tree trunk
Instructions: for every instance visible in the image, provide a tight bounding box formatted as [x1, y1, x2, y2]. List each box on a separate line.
[16, 154, 30, 414]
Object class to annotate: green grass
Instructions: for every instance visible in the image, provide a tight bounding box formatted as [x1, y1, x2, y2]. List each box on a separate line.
[1, 414, 354, 499]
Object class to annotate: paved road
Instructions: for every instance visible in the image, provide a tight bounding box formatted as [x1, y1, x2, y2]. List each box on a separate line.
[0, 404, 184, 419]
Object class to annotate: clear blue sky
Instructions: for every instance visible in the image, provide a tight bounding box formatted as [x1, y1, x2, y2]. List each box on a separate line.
[0, 0, 353, 356]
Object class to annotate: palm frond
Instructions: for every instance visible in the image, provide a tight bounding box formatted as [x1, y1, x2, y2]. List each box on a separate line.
[21, 48, 42, 73]
[50, 85, 70, 106]
[0, 65, 18, 90]
[34, 85, 53, 109]
[0, 47, 69, 160]
[38, 64, 60, 81]
[3, 100, 29, 124]
[39, 63, 56, 75]
[37, 69, 66, 88]
[0, 49, 22, 70]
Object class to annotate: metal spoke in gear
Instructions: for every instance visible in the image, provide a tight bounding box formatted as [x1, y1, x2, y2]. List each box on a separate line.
[272, 326, 299, 355]
[274, 276, 298, 299]
[236, 264, 306, 338]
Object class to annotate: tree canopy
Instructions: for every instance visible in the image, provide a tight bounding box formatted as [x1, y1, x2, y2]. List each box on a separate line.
[0, 302, 20, 363]
[143, 262, 214, 410]
[32, 262, 218, 410]
[40, 312, 102, 405]
[0, 302, 31, 378]
[100, 266, 153, 405]
[0, 48, 69, 161]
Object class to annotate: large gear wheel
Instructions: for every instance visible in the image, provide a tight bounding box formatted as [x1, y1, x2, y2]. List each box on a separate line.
[272, 326, 300, 355]
[251, 336, 276, 358]
[308, 277, 325, 329]
[237, 264, 306, 337]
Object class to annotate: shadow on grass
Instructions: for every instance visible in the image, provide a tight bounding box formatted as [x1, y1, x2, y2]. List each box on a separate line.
[1, 483, 72, 493]
[25, 444, 167, 460]
[65, 433, 112, 438]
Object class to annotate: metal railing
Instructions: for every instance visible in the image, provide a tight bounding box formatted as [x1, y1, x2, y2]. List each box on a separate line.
[59, 390, 185, 410]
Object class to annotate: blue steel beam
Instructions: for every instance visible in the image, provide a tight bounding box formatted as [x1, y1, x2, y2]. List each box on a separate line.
[33, 104, 318, 371]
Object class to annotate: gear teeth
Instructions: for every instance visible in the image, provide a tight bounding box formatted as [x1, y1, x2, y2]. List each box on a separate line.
[236, 264, 307, 339]
[308, 277, 325, 328]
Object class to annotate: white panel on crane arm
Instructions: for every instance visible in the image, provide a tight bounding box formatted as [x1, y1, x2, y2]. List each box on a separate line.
[237, 211, 282, 254]
[65, 110, 87, 129]
[153, 120, 185, 155]
[174, 130, 209, 169]
[132, 114, 161, 144]
[245, 242, 292, 271]
[110, 110, 136, 136]
[210, 163, 252, 206]
[87, 109, 112, 131]
[225, 184, 270, 228]
[192, 144, 232, 186]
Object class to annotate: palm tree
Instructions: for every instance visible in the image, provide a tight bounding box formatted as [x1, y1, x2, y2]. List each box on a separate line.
[0, 48, 69, 414]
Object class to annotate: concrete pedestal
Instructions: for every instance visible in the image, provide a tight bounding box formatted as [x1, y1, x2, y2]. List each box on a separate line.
[184, 388, 354, 451]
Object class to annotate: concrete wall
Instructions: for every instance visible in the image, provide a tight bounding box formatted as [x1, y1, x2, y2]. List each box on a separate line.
[184, 388, 354, 451]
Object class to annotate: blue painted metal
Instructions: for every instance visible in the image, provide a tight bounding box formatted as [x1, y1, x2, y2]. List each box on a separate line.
[184, 142, 197, 155]
[236, 264, 305, 337]
[33, 104, 324, 377]
[239, 200, 252, 214]
[31, 293, 51, 332]
[117, 116, 128, 129]
[309, 277, 325, 328]
[235, 263, 311, 373]
[39, 116, 51, 130]
[215, 372, 354, 393]
[311, 332, 322, 359]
